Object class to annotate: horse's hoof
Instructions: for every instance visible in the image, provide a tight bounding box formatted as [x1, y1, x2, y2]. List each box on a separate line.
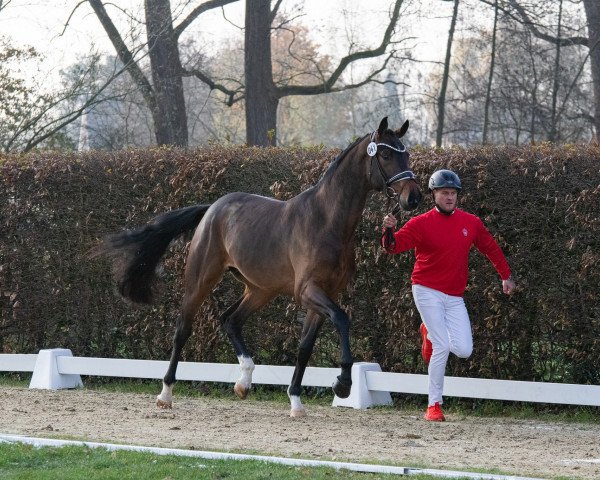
[332, 379, 351, 399]
[234, 382, 249, 399]
[156, 398, 172, 409]
[290, 408, 306, 418]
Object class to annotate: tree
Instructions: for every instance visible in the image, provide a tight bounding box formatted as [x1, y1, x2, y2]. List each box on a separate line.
[0, 36, 120, 152]
[85, 0, 238, 147]
[582, 0, 600, 140]
[549, 0, 564, 142]
[0, 0, 134, 152]
[505, 0, 600, 139]
[145, 0, 188, 145]
[240, 0, 406, 146]
[482, 0, 499, 144]
[436, 0, 460, 147]
[72, 55, 158, 150]
[431, 12, 592, 146]
[269, 19, 352, 145]
[244, 0, 275, 145]
[85, 0, 406, 147]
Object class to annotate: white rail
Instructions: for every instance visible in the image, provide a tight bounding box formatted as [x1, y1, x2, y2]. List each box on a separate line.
[0, 354, 38, 372]
[56, 356, 338, 386]
[365, 371, 600, 406]
[1, 350, 599, 408]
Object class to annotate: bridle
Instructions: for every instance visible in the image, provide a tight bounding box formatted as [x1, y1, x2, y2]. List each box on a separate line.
[367, 131, 416, 199]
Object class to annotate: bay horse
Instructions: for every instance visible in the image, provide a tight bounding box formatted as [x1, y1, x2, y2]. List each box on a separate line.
[96, 117, 422, 417]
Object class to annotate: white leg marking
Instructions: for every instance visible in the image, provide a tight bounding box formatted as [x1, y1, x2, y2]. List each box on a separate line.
[288, 388, 306, 417]
[237, 355, 255, 390]
[234, 355, 255, 399]
[156, 382, 173, 408]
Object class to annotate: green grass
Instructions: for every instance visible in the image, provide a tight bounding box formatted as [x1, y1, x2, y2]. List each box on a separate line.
[0, 374, 29, 389]
[0, 442, 460, 480]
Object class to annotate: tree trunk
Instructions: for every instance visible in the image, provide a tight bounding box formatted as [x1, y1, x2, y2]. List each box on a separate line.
[436, 0, 460, 147]
[549, 0, 563, 142]
[583, 0, 600, 141]
[482, 0, 498, 144]
[244, 0, 278, 146]
[145, 0, 188, 146]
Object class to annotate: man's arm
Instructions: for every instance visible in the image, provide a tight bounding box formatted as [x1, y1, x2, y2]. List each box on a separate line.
[474, 219, 516, 295]
[381, 215, 419, 254]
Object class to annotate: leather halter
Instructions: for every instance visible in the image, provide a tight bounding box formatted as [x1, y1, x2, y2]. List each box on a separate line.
[367, 131, 416, 198]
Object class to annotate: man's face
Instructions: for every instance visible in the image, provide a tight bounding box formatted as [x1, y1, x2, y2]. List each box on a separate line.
[432, 188, 458, 213]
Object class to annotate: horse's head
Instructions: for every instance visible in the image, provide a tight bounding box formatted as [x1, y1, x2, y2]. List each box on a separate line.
[366, 117, 422, 211]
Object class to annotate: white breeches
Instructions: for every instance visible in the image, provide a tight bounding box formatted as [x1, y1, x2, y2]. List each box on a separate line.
[412, 284, 473, 406]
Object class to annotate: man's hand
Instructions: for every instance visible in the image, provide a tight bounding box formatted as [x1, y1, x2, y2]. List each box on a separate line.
[502, 276, 516, 295]
[383, 214, 398, 229]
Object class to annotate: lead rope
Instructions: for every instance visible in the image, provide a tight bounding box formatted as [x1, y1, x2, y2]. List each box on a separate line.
[383, 197, 401, 251]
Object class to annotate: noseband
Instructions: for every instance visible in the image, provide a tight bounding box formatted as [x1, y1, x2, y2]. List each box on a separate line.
[367, 131, 416, 198]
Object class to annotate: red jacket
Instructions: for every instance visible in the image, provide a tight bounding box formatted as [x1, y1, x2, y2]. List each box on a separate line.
[382, 208, 511, 296]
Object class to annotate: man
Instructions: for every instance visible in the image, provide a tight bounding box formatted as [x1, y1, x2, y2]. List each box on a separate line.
[382, 169, 516, 421]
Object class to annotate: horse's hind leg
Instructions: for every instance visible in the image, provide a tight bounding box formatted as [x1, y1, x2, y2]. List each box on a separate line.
[156, 261, 225, 408]
[156, 294, 201, 408]
[288, 310, 323, 417]
[221, 287, 273, 400]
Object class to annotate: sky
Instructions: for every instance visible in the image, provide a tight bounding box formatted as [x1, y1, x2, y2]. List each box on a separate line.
[0, 0, 459, 78]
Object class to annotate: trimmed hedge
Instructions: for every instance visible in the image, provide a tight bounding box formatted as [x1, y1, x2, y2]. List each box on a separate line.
[1, 144, 598, 384]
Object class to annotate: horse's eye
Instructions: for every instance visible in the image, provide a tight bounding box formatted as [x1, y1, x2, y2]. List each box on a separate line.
[381, 150, 391, 160]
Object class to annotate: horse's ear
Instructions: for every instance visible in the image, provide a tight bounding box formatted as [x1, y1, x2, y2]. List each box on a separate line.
[377, 117, 389, 137]
[396, 120, 409, 138]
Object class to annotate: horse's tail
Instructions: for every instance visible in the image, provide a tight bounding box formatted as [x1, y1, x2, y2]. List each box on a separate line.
[93, 204, 211, 304]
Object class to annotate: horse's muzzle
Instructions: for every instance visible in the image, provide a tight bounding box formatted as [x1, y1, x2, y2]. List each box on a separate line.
[393, 180, 422, 211]
[405, 189, 423, 210]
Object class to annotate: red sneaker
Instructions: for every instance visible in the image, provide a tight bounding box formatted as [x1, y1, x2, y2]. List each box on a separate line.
[420, 323, 432, 364]
[424, 402, 446, 422]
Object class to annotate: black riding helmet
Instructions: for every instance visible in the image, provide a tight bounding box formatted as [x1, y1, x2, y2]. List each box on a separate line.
[428, 169, 462, 192]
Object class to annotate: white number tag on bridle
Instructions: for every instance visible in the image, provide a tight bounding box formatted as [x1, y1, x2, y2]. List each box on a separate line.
[367, 142, 378, 157]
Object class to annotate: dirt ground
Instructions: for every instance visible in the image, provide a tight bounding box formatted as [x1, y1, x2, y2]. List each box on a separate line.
[1, 386, 599, 479]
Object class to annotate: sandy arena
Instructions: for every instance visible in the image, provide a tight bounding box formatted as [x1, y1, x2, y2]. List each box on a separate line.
[1, 386, 599, 479]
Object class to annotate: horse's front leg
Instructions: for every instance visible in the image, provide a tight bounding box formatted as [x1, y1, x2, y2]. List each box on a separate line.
[301, 283, 354, 402]
[288, 310, 324, 417]
[330, 309, 353, 399]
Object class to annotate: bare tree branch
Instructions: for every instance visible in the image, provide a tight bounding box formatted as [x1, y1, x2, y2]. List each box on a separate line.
[182, 68, 243, 105]
[173, 0, 239, 39]
[314, 0, 405, 94]
[87, 0, 156, 112]
[504, 0, 588, 46]
[270, 0, 284, 24]
[279, 52, 410, 96]
[61, 1, 87, 36]
[7, 61, 131, 152]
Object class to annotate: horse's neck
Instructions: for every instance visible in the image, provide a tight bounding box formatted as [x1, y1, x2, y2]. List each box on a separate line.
[309, 156, 370, 239]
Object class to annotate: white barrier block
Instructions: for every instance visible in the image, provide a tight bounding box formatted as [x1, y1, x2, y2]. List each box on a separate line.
[29, 349, 83, 390]
[332, 362, 392, 409]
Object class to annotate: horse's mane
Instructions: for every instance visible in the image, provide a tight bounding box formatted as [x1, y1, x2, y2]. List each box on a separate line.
[320, 134, 369, 183]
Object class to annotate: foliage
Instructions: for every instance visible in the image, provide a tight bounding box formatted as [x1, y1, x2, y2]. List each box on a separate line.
[424, 11, 592, 145]
[0, 144, 598, 385]
[0, 35, 111, 153]
[0, 38, 47, 151]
